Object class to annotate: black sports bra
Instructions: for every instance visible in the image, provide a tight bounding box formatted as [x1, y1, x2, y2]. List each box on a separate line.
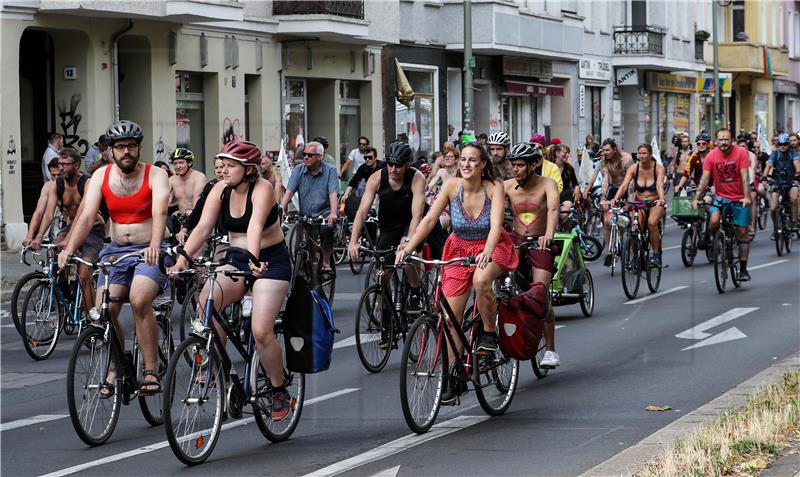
[220, 182, 279, 233]
[634, 164, 657, 194]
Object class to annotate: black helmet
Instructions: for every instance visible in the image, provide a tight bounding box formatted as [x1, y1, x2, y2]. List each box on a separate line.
[507, 142, 542, 163]
[171, 147, 195, 163]
[106, 120, 143, 144]
[386, 141, 412, 166]
[312, 136, 329, 149]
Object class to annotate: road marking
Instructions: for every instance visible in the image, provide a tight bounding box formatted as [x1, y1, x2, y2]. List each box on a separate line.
[662, 245, 681, 251]
[335, 326, 565, 350]
[38, 388, 360, 477]
[676, 307, 758, 351]
[368, 466, 400, 477]
[302, 415, 489, 477]
[624, 286, 688, 305]
[749, 259, 789, 271]
[1, 373, 64, 389]
[1, 414, 68, 432]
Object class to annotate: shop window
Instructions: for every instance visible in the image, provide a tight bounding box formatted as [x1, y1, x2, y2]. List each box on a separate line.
[673, 94, 690, 135]
[285, 79, 307, 151]
[339, 81, 361, 163]
[176, 71, 205, 173]
[395, 65, 437, 160]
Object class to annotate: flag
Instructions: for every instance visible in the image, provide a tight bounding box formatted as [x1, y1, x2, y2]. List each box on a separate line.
[756, 124, 771, 153]
[651, 136, 663, 166]
[276, 139, 298, 211]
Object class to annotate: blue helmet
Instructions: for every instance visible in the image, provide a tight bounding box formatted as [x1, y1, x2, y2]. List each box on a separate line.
[695, 133, 711, 143]
[777, 133, 790, 145]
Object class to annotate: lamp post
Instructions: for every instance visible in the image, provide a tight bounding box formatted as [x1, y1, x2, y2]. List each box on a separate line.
[463, 0, 474, 138]
[712, 0, 721, 129]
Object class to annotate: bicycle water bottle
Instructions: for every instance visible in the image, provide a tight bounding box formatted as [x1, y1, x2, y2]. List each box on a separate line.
[241, 296, 252, 318]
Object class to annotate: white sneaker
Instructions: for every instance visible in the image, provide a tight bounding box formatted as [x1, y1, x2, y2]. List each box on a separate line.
[540, 351, 561, 367]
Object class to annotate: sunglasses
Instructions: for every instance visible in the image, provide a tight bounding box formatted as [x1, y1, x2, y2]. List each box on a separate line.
[303, 152, 321, 158]
[358, 142, 368, 146]
[364, 155, 375, 160]
[58, 162, 77, 167]
[779, 143, 790, 146]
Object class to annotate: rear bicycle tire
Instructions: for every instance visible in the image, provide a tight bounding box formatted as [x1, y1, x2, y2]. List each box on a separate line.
[139, 313, 174, 426]
[680, 227, 697, 267]
[531, 335, 549, 378]
[580, 269, 594, 317]
[21, 281, 62, 360]
[400, 314, 444, 434]
[783, 210, 793, 253]
[355, 285, 393, 373]
[163, 335, 225, 466]
[621, 236, 641, 299]
[11, 271, 45, 336]
[67, 326, 122, 446]
[472, 322, 519, 417]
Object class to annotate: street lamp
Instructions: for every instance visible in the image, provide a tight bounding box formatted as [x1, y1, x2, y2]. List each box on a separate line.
[711, 0, 730, 129]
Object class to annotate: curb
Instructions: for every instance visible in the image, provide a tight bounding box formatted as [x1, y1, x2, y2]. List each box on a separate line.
[580, 352, 800, 477]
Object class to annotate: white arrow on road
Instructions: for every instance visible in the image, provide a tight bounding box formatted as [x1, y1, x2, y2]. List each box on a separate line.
[675, 307, 758, 351]
[368, 466, 400, 477]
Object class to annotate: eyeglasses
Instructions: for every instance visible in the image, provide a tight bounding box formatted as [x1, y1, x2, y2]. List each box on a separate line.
[364, 155, 375, 160]
[113, 144, 139, 152]
[303, 152, 321, 158]
[696, 141, 708, 146]
[779, 143, 790, 146]
[358, 142, 368, 146]
[58, 162, 77, 167]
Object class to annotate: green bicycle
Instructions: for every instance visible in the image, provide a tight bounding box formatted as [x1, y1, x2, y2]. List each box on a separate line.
[549, 229, 595, 318]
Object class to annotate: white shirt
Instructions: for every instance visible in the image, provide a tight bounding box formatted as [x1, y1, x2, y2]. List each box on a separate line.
[348, 148, 365, 175]
[42, 144, 59, 181]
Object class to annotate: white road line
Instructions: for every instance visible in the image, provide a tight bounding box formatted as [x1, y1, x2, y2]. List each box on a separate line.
[301, 415, 489, 477]
[662, 245, 681, 251]
[335, 326, 565, 350]
[1, 414, 68, 432]
[38, 387, 360, 477]
[624, 286, 688, 305]
[749, 259, 790, 271]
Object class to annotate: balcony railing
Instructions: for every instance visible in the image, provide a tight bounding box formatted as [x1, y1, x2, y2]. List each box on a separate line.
[613, 25, 666, 55]
[272, 1, 364, 19]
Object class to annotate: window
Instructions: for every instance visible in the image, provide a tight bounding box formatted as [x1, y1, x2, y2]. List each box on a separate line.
[631, 0, 647, 27]
[395, 65, 437, 161]
[732, 0, 745, 41]
[176, 71, 205, 173]
[285, 79, 306, 150]
[339, 81, 361, 165]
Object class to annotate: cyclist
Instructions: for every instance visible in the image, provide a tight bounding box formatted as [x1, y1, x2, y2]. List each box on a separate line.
[57, 120, 171, 396]
[348, 141, 428, 347]
[763, 133, 800, 231]
[670, 134, 693, 187]
[675, 133, 712, 193]
[691, 128, 753, 281]
[170, 140, 292, 420]
[504, 142, 561, 368]
[23, 158, 62, 247]
[610, 144, 667, 266]
[168, 147, 206, 243]
[280, 140, 339, 271]
[396, 141, 518, 405]
[342, 146, 382, 203]
[553, 144, 581, 212]
[487, 131, 513, 180]
[427, 148, 458, 230]
[31, 147, 106, 315]
[594, 138, 632, 266]
[529, 133, 564, 192]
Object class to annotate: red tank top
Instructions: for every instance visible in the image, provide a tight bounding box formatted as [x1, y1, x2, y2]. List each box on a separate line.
[101, 163, 153, 224]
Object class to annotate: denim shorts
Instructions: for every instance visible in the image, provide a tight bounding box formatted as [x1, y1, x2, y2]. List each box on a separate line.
[96, 241, 168, 289]
[710, 197, 752, 228]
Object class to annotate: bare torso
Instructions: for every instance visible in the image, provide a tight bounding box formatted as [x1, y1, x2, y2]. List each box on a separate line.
[61, 175, 103, 227]
[504, 177, 550, 237]
[170, 170, 207, 213]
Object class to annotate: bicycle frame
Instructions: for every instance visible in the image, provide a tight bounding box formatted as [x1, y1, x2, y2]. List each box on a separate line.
[550, 230, 587, 301]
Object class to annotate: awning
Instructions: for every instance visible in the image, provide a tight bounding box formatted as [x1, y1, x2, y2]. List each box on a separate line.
[503, 81, 564, 97]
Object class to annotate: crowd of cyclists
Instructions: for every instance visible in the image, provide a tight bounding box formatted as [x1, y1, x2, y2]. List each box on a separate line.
[14, 117, 800, 460]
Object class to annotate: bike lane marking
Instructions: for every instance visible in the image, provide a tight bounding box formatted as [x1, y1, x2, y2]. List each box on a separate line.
[675, 307, 758, 351]
[748, 259, 789, 271]
[334, 326, 566, 350]
[301, 414, 489, 477]
[38, 387, 360, 477]
[624, 286, 688, 305]
[1, 414, 69, 432]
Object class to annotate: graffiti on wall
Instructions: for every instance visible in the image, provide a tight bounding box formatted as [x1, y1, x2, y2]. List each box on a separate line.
[58, 94, 89, 155]
[153, 125, 170, 164]
[6, 135, 17, 176]
[221, 117, 241, 145]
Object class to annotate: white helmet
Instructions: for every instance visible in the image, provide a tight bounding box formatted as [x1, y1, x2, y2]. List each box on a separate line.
[487, 131, 511, 147]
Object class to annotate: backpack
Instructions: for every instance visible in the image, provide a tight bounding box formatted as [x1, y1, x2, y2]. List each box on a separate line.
[497, 282, 549, 360]
[282, 276, 338, 373]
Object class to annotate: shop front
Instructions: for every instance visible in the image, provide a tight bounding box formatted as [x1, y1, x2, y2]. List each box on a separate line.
[774, 79, 800, 134]
[644, 72, 698, 151]
[578, 58, 613, 145]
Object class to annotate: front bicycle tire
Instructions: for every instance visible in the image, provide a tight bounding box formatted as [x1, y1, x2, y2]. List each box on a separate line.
[609, 226, 618, 277]
[646, 241, 661, 293]
[139, 313, 174, 426]
[783, 211, 793, 254]
[621, 237, 641, 299]
[355, 285, 393, 373]
[757, 197, 768, 230]
[163, 335, 225, 466]
[712, 231, 728, 293]
[400, 314, 444, 434]
[580, 269, 594, 317]
[318, 265, 336, 308]
[11, 271, 45, 336]
[680, 227, 697, 267]
[21, 281, 62, 360]
[67, 326, 122, 446]
[775, 212, 785, 256]
[580, 235, 602, 262]
[531, 335, 549, 378]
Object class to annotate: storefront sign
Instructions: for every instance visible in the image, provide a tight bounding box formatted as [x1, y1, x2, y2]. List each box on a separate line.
[504, 81, 564, 97]
[647, 72, 697, 94]
[696, 73, 732, 97]
[579, 84, 586, 118]
[579, 59, 612, 81]
[615, 68, 639, 86]
[773, 79, 800, 96]
[502, 56, 553, 79]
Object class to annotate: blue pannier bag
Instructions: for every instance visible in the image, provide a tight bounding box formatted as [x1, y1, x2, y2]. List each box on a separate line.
[283, 276, 338, 373]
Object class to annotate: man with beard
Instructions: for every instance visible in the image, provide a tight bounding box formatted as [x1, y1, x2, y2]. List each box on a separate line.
[23, 159, 62, 247]
[670, 134, 693, 186]
[675, 133, 712, 193]
[31, 147, 105, 316]
[487, 131, 513, 180]
[58, 120, 170, 396]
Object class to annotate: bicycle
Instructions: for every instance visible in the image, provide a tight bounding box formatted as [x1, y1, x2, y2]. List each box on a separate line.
[620, 201, 662, 299]
[671, 191, 710, 267]
[17, 243, 87, 360]
[354, 247, 430, 373]
[770, 182, 795, 257]
[66, 252, 175, 446]
[558, 205, 602, 262]
[583, 193, 604, 243]
[285, 214, 336, 305]
[756, 193, 769, 231]
[710, 200, 745, 294]
[162, 247, 304, 465]
[11, 246, 50, 337]
[607, 206, 628, 276]
[399, 254, 519, 434]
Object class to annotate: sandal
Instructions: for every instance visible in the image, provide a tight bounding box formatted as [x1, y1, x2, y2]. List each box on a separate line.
[138, 370, 162, 396]
[99, 371, 116, 399]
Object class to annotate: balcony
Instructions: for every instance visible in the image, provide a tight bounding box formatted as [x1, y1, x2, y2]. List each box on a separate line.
[707, 42, 789, 77]
[272, 1, 364, 19]
[613, 25, 666, 56]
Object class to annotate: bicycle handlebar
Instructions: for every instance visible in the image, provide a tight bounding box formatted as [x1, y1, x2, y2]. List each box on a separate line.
[404, 254, 477, 268]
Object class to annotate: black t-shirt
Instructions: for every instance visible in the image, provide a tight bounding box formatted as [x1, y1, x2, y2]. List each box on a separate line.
[377, 167, 415, 230]
[347, 161, 385, 190]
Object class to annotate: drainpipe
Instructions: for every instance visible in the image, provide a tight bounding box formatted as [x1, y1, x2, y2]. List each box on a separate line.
[462, 0, 474, 137]
[111, 20, 134, 122]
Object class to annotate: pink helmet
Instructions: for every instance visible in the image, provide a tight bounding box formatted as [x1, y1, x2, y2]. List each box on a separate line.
[529, 133, 547, 146]
[216, 140, 261, 166]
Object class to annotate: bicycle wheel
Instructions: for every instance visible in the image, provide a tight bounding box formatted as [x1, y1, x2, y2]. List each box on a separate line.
[621, 236, 641, 299]
[730, 234, 742, 288]
[363, 259, 378, 289]
[333, 247, 347, 265]
[153, 279, 177, 322]
[67, 326, 123, 446]
[531, 335, 549, 378]
[712, 230, 728, 293]
[783, 210, 793, 253]
[400, 314, 444, 434]
[472, 321, 519, 416]
[163, 335, 225, 466]
[349, 255, 365, 274]
[646, 251, 662, 293]
[139, 313, 174, 426]
[775, 211, 785, 256]
[580, 235, 602, 262]
[21, 281, 62, 360]
[757, 196, 768, 230]
[681, 227, 698, 267]
[318, 264, 336, 307]
[179, 283, 201, 343]
[587, 211, 603, 242]
[580, 269, 594, 317]
[608, 226, 618, 277]
[355, 285, 393, 373]
[252, 325, 305, 442]
[11, 271, 45, 336]
[287, 225, 300, 265]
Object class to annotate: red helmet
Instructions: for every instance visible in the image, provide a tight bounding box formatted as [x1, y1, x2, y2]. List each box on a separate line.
[216, 140, 261, 165]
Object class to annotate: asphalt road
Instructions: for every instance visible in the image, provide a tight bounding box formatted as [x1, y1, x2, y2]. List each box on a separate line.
[2, 222, 799, 477]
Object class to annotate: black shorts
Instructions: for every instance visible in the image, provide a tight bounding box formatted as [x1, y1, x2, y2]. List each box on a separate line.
[227, 243, 292, 285]
[376, 224, 422, 261]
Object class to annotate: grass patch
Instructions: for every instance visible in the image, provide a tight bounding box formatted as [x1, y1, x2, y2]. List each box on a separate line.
[635, 367, 800, 477]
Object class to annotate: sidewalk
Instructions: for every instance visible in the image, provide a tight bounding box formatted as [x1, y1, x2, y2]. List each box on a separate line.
[0, 250, 35, 303]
